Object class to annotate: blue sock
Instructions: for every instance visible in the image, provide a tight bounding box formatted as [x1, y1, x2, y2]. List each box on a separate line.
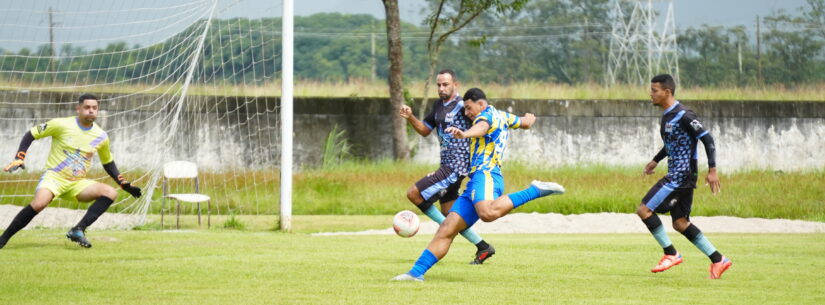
[409, 249, 438, 278]
[459, 228, 483, 245]
[423, 205, 445, 224]
[690, 233, 718, 257]
[651, 225, 673, 249]
[642, 214, 674, 250]
[507, 186, 540, 208]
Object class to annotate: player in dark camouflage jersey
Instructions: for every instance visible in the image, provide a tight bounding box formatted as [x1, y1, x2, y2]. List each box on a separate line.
[398, 69, 495, 264]
[637, 74, 731, 279]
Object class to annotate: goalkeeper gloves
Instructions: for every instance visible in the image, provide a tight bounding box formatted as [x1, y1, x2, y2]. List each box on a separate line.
[4, 152, 26, 173]
[117, 174, 142, 198]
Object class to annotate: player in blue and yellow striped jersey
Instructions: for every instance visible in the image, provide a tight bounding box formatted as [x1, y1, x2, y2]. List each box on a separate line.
[393, 88, 565, 281]
[0, 94, 142, 249]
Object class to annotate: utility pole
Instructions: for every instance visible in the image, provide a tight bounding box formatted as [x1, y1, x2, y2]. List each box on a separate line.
[48, 7, 57, 83]
[584, 17, 590, 83]
[756, 15, 762, 84]
[371, 32, 376, 82]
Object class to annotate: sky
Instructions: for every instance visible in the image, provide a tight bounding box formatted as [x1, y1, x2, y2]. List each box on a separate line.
[0, 0, 811, 52]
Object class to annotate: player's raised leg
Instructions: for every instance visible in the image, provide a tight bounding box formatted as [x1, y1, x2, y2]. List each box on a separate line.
[0, 188, 54, 249]
[476, 177, 565, 223]
[66, 182, 118, 248]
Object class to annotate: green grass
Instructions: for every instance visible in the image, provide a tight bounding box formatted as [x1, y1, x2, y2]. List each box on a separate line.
[2, 162, 824, 222]
[0, 228, 823, 304]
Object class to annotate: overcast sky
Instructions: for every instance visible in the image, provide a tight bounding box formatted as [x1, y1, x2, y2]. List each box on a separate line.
[0, 0, 811, 52]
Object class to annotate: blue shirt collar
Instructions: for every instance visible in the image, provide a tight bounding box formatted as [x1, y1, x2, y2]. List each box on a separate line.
[663, 101, 680, 114]
[75, 117, 93, 131]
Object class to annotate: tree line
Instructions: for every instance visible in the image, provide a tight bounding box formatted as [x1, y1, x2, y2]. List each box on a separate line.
[1, 0, 822, 88]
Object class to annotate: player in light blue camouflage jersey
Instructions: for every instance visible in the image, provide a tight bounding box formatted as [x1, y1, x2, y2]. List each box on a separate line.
[393, 88, 565, 281]
[638, 74, 730, 279]
[399, 69, 494, 264]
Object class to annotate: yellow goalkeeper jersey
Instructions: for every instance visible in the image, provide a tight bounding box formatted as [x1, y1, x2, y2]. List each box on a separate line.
[30, 116, 112, 181]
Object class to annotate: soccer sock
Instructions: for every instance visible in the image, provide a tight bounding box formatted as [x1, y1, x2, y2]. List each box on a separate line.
[74, 197, 114, 231]
[0, 205, 39, 246]
[421, 204, 445, 224]
[459, 227, 483, 246]
[680, 223, 722, 263]
[408, 249, 438, 278]
[474, 240, 490, 251]
[507, 185, 540, 209]
[641, 214, 675, 254]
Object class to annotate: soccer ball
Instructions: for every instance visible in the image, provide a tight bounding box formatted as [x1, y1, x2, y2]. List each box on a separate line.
[393, 210, 420, 238]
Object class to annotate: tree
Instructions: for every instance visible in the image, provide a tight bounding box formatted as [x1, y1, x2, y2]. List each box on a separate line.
[417, 0, 527, 118]
[804, 0, 825, 39]
[381, 0, 409, 160]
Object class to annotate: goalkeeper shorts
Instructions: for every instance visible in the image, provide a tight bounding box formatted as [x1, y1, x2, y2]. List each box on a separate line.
[36, 171, 98, 202]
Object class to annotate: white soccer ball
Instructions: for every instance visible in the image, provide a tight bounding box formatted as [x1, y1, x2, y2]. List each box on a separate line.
[393, 210, 420, 238]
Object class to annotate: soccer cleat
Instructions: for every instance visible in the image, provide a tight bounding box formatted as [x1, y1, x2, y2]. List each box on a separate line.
[66, 228, 92, 248]
[651, 253, 683, 273]
[391, 273, 424, 282]
[470, 244, 496, 265]
[709, 256, 732, 279]
[531, 180, 565, 197]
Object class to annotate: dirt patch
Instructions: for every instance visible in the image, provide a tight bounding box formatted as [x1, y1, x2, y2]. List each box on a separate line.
[0, 204, 144, 230]
[313, 212, 825, 236]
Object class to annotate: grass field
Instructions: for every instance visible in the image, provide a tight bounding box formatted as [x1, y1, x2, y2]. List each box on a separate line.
[0, 225, 823, 305]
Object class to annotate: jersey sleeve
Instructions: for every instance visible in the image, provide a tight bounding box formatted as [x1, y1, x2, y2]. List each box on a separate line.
[29, 119, 60, 140]
[680, 111, 709, 139]
[97, 137, 114, 164]
[502, 111, 522, 129]
[422, 106, 436, 131]
[472, 110, 493, 126]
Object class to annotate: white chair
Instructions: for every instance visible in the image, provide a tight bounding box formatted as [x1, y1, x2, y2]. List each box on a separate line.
[161, 161, 211, 229]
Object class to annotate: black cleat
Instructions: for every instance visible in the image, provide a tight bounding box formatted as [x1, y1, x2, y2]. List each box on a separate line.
[470, 244, 495, 264]
[66, 228, 92, 248]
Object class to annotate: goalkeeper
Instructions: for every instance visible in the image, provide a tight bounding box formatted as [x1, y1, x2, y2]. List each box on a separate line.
[0, 94, 142, 249]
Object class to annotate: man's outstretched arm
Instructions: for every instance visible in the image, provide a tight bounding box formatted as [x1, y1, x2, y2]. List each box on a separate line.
[102, 161, 142, 198]
[4, 131, 35, 173]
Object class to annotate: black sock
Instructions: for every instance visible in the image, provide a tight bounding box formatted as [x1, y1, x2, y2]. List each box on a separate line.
[415, 193, 441, 214]
[709, 251, 723, 263]
[416, 200, 434, 214]
[641, 213, 663, 231]
[680, 223, 701, 241]
[74, 197, 114, 231]
[663, 245, 677, 256]
[0, 205, 39, 245]
[475, 240, 490, 251]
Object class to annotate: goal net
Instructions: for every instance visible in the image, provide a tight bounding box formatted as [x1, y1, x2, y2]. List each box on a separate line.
[0, 0, 283, 229]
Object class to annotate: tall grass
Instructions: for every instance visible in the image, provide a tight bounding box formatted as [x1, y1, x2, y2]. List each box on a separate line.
[3, 79, 824, 101]
[2, 162, 822, 221]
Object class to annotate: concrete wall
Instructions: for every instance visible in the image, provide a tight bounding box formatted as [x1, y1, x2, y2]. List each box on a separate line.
[1, 91, 823, 171]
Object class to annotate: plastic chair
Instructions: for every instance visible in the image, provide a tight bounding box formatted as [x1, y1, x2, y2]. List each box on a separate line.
[161, 161, 211, 229]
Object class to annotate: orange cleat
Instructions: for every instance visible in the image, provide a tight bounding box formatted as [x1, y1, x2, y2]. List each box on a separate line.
[709, 256, 732, 279]
[651, 253, 683, 273]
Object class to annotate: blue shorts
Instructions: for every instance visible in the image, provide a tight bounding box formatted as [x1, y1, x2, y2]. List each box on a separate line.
[449, 170, 504, 227]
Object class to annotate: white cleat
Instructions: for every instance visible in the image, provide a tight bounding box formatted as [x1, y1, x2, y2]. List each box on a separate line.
[391, 273, 424, 282]
[531, 180, 565, 197]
